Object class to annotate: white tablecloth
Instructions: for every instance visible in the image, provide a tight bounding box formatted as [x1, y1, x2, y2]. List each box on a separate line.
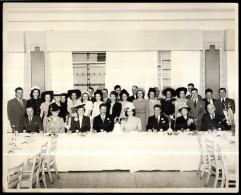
[5, 131, 237, 173]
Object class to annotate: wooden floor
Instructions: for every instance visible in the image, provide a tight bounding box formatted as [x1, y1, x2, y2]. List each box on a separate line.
[40, 170, 220, 188]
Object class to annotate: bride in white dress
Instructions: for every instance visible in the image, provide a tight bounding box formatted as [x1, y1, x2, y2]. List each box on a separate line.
[121, 107, 142, 132]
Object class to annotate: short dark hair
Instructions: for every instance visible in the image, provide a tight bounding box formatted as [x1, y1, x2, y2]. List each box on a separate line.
[102, 88, 108, 93]
[120, 90, 130, 101]
[30, 88, 40, 99]
[188, 83, 194, 88]
[94, 90, 103, 101]
[88, 87, 94, 92]
[110, 91, 118, 98]
[15, 87, 23, 93]
[147, 88, 157, 99]
[136, 89, 145, 98]
[154, 104, 162, 110]
[26, 106, 34, 111]
[125, 108, 136, 117]
[81, 92, 90, 102]
[77, 106, 86, 113]
[191, 88, 198, 93]
[132, 85, 138, 89]
[219, 88, 226, 93]
[99, 103, 107, 109]
[205, 88, 213, 94]
[114, 85, 121, 90]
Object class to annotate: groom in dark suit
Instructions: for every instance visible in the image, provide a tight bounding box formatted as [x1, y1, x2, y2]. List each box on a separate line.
[20, 107, 43, 133]
[93, 103, 114, 132]
[7, 87, 27, 132]
[146, 104, 169, 131]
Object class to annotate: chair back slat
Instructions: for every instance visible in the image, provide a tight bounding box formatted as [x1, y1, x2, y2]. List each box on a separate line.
[8, 162, 24, 189]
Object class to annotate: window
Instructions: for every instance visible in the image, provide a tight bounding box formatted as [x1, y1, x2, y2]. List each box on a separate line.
[157, 51, 171, 90]
[72, 52, 106, 91]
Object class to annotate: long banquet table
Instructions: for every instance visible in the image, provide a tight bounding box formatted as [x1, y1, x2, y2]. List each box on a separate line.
[5, 131, 237, 174]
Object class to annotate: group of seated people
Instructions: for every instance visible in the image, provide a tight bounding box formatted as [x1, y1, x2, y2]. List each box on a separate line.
[7, 83, 235, 134]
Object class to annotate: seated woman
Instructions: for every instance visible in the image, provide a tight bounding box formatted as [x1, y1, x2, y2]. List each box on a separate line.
[70, 104, 91, 133]
[121, 107, 142, 132]
[175, 106, 196, 131]
[46, 103, 65, 134]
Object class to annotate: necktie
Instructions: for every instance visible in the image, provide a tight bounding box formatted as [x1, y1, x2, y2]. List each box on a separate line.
[221, 98, 224, 104]
[156, 117, 158, 123]
[19, 99, 24, 107]
[102, 115, 105, 122]
[29, 117, 32, 125]
[194, 99, 197, 108]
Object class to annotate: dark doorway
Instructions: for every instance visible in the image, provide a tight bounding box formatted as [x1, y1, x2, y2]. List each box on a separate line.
[205, 45, 220, 99]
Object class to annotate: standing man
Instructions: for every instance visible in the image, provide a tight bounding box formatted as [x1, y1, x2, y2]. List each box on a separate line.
[87, 87, 96, 103]
[20, 107, 43, 133]
[215, 88, 235, 116]
[102, 88, 111, 104]
[185, 83, 202, 99]
[202, 88, 217, 113]
[187, 88, 205, 130]
[7, 87, 27, 132]
[127, 85, 138, 102]
[93, 103, 114, 132]
[114, 85, 121, 102]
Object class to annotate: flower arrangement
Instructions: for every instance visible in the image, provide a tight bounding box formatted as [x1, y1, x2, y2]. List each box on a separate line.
[223, 103, 235, 135]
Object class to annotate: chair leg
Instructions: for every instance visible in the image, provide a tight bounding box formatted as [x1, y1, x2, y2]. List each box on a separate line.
[43, 176, 47, 188]
[53, 163, 60, 179]
[201, 164, 206, 179]
[197, 157, 202, 175]
[205, 166, 211, 187]
[47, 163, 54, 184]
[213, 169, 219, 188]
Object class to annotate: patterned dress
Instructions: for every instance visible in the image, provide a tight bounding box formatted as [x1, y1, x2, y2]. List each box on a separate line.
[45, 116, 65, 134]
[40, 102, 51, 132]
[174, 98, 188, 119]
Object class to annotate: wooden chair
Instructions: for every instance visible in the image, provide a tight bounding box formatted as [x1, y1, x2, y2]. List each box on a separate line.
[217, 145, 236, 188]
[205, 138, 223, 188]
[20, 151, 42, 188]
[197, 134, 209, 179]
[45, 136, 60, 184]
[7, 162, 24, 189]
[37, 142, 48, 188]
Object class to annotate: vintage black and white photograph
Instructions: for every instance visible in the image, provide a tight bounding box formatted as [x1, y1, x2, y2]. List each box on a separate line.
[2, 2, 238, 192]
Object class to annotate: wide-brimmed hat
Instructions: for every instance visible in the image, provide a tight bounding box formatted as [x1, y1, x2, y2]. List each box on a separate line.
[53, 91, 62, 96]
[162, 87, 176, 97]
[74, 104, 85, 110]
[67, 89, 81, 99]
[175, 87, 187, 96]
[41, 91, 53, 102]
[49, 103, 60, 112]
[178, 106, 191, 112]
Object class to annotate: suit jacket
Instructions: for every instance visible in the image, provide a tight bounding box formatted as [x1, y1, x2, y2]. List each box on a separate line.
[146, 114, 169, 131]
[26, 98, 42, 116]
[201, 113, 225, 131]
[187, 98, 205, 122]
[20, 115, 43, 133]
[215, 98, 235, 115]
[202, 98, 217, 112]
[106, 102, 122, 119]
[127, 95, 136, 102]
[175, 116, 196, 131]
[93, 114, 114, 132]
[185, 94, 202, 100]
[103, 98, 111, 104]
[7, 98, 27, 131]
[90, 96, 96, 103]
[70, 115, 90, 133]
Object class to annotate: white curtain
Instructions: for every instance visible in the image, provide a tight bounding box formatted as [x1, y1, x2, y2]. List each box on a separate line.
[48, 52, 73, 92]
[105, 51, 158, 95]
[171, 51, 201, 90]
[3, 53, 26, 132]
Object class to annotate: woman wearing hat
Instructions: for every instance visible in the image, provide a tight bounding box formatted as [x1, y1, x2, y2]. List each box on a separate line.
[147, 88, 161, 117]
[26, 86, 42, 116]
[91, 90, 104, 119]
[46, 103, 65, 134]
[80, 91, 93, 117]
[40, 91, 54, 131]
[70, 104, 91, 133]
[161, 87, 176, 129]
[119, 89, 134, 119]
[174, 87, 188, 119]
[175, 106, 196, 131]
[60, 93, 69, 122]
[133, 88, 149, 131]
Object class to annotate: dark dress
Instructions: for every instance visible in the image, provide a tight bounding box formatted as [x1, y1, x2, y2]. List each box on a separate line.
[175, 116, 196, 131]
[26, 98, 42, 116]
[161, 98, 176, 116]
[48, 102, 66, 120]
[60, 102, 69, 122]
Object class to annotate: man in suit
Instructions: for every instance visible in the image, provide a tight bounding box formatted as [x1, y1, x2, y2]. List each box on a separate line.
[114, 85, 121, 102]
[93, 103, 114, 132]
[215, 88, 235, 116]
[187, 88, 205, 131]
[185, 83, 202, 99]
[7, 87, 27, 132]
[71, 105, 90, 133]
[146, 104, 169, 131]
[20, 107, 43, 133]
[102, 88, 111, 104]
[106, 91, 122, 119]
[127, 85, 138, 102]
[87, 87, 96, 103]
[201, 104, 226, 131]
[202, 88, 217, 113]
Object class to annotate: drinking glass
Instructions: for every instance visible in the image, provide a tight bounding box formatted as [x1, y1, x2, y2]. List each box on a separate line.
[153, 129, 158, 133]
[208, 129, 212, 134]
[218, 128, 222, 131]
[23, 130, 26, 133]
[76, 130, 80, 134]
[187, 128, 190, 132]
[181, 128, 184, 133]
